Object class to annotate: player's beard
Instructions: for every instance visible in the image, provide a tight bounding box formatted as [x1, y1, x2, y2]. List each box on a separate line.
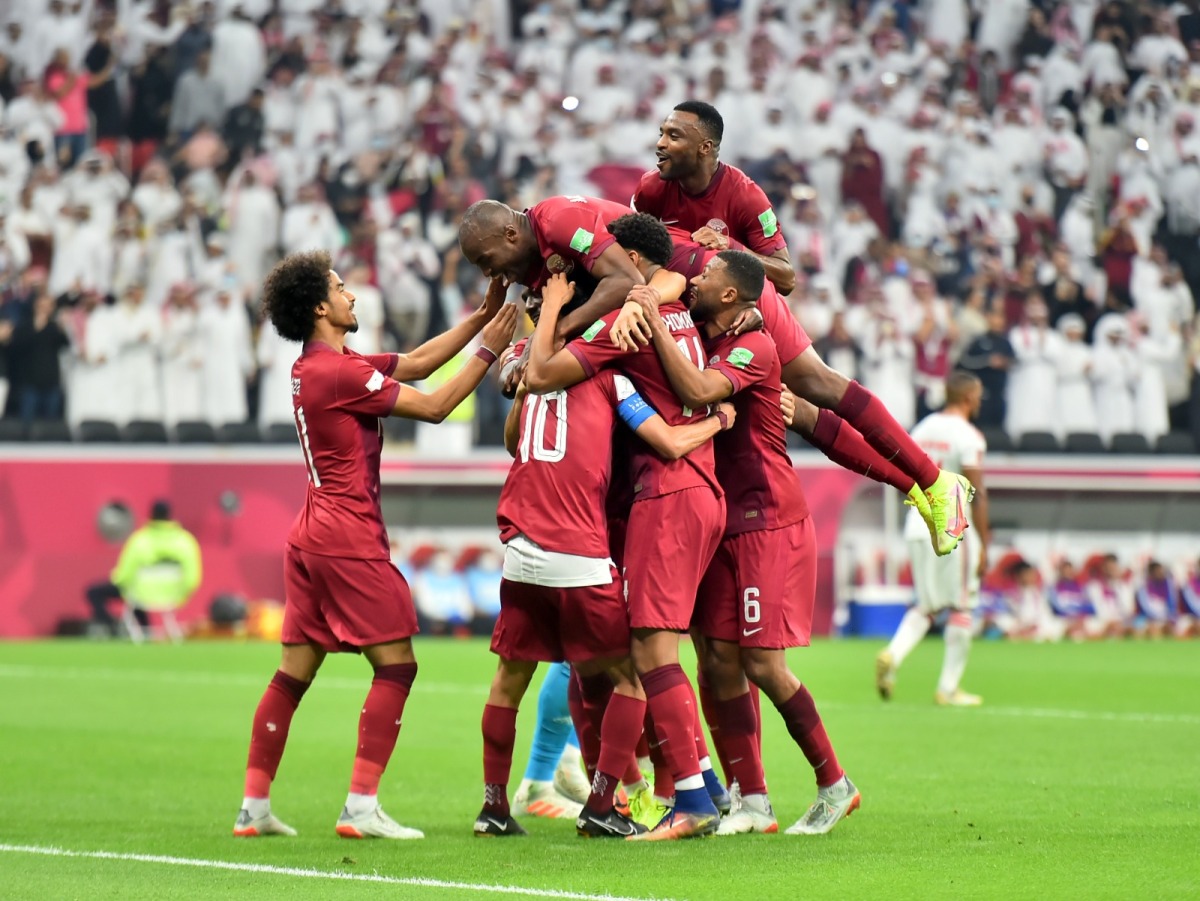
[346, 315, 359, 333]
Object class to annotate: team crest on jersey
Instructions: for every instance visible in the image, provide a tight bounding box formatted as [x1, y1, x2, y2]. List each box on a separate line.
[366, 371, 384, 392]
[546, 253, 575, 275]
[706, 218, 728, 234]
[709, 355, 720, 365]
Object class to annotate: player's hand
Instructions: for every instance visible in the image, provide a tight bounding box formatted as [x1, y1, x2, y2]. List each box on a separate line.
[780, 386, 796, 426]
[541, 272, 575, 312]
[728, 305, 764, 335]
[627, 284, 661, 310]
[715, 401, 736, 430]
[499, 342, 527, 397]
[692, 226, 730, 250]
[480, 277, 507, 318]
[481, 303, 518, 355]
[612, 301, 651, 351]
[977, 545, 989, 580]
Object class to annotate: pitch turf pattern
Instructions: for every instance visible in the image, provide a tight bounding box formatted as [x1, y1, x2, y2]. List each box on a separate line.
[1, 641, 1197, 899]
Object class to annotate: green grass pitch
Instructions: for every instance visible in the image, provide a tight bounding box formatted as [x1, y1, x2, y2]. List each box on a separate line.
[0, 638, 1196, 900]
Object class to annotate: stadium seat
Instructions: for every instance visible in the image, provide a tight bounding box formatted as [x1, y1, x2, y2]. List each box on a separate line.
[264, 422, 298, 444]
[1064, 432, 1106, 454]
[1109, 432, 1150, 454]
[1155, 432, 1196, 455]
[981, 427, 1014, 453]
[28, 420, 73, 443]
[1017, 431, 1060, 453]
[122, 420, 169, 443]
[78, 420, 121, 443]
[216, 422, 261, 444]
[0, 419, 29, 442]
[175, 421, 217, 444]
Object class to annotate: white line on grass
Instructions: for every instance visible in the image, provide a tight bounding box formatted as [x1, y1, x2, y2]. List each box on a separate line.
[0, 664, 482, 696]
[0, 844, 678, 901]
[826, 701, 1200, 726]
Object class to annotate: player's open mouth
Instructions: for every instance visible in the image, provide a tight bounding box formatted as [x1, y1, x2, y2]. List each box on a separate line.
[655, 153, 669, 170]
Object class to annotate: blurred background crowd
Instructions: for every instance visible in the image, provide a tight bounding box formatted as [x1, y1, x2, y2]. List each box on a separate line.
[1, 0, 1199, 452]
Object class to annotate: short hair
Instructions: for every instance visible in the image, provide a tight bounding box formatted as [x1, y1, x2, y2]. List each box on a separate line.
[262, 249, 332, 342]
[460, 199, 515, 245]
[714, 250, 764, 303]
[150, 500, 171, 521]
[608, 213, 674, 266]
[945, 370, 981, 405]
[674, 100, 724, 146]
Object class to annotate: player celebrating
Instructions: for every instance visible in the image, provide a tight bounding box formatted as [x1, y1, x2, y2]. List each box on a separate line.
[629, 246, 859, 836]
[877, 372, 990, 707]
[233, 251, 517, 839]
[477, 295, 736, 839]
[635, 100, 796, 295]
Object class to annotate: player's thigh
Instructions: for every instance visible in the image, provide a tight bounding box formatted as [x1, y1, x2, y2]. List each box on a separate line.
[490, 579, 564, 662]
[624, 487, 725, 631]
[281, 544, 343, 653]
[694, 539, 739, 644]
[733, 520, 816, 649]
[560, 574, 631, 665]
[305, 552, 419, 649]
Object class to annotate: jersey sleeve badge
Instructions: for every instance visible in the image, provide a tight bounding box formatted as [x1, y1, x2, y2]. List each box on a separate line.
[758, 208, 778, 237]
[727, 347, 755, 369]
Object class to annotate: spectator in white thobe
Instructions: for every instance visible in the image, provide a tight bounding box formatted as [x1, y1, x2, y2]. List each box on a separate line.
[343, 264, 385, 356]
[225, 169, 280, 297]
[110, 283, 163, 424]
[48, 206, 109, 298]
[280, 184, 342, 256]
[199, 288, 254, 425]
[160, 286, 205, 426]
[1054, 314, 1098, 437]
[1131, 316, 1181, 445]
[1091, 314, 1138, 443]
[65, 293, 120, 425]
[130, 161, 183, 233]
[860, 311, 916, 429]
[1007, 294, 1064, 437]
[256, 318, 301, 429]
[210, 8, 265, 111]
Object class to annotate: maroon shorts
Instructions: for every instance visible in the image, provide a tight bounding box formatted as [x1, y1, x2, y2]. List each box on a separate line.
[624, 487, 725, 631]
[281, 544, 418, 652]
[695, 517, 816, 648]
[490, 572, 630, 663]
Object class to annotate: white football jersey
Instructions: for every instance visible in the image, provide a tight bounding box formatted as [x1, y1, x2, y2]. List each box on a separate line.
[903, 412, 987, 540]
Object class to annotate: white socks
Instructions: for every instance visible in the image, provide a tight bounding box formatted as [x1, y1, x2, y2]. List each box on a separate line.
[344, 792, 378, 817]
[241, 797, 270, 818]
[887, 608, 932, 666]
[938, 620, 973, 696]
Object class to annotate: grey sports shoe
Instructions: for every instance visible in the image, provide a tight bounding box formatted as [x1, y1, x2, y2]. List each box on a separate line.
[785, 776, 861, 835]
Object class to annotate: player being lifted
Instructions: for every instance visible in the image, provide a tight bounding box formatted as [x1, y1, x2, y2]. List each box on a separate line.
[623, 231, 860, 835]
[476, 286, 737, 838]
[233, 251, 516, 839]
[877, 372, 991, 707]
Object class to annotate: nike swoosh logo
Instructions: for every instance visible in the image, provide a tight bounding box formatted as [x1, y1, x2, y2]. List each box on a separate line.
[743, 627, 763, 637]
[485, 818, 508, 831]
[588, 815, 635, 835]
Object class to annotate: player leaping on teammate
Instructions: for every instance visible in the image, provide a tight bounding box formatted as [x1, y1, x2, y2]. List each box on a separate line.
[233, 251, 517, 840]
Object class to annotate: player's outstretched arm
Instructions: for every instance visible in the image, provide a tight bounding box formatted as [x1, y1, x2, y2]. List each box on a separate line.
[611, 269, 688, 351]
[758, 248, 796, 295]
[635, 402, 736, 460]
[643, 305, 734, 407]
[391, 277, 507, 382]
[524, 274, 588, 394]
[556, 245, 645, 338]
[503, 381, 528, 457]
[390, 304, 517, 423]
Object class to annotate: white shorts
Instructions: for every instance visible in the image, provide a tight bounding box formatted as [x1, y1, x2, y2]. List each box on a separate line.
[502, 533, 614, 588]
[908, 531, 979, 614]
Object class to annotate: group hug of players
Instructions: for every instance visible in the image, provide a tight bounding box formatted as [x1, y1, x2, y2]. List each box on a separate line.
[233, 102, 974, 843]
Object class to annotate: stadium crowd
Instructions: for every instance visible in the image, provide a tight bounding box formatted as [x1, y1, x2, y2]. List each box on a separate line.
[1, 0, 1199, 450]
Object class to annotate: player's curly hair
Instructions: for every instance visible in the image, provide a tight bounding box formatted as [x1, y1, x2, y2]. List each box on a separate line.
[715, 250, 765, 303]
[608, 213, 674, 266]
[262, 250, 332, 342]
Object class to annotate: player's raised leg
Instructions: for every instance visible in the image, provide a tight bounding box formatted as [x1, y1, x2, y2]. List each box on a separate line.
[475, 658, 536, 837]
[234, 642, 323, 837]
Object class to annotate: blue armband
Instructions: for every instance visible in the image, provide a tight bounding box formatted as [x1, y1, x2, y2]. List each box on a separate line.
[617, 390, 656, 431]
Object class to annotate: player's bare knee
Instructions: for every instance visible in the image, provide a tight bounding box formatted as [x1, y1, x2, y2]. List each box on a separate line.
[489, 658, 536, 706]
[279, 642, 324, 682]
[604, 658, 644, 699]
[740, 648, 794, 700]
[631, 629, 679, 672]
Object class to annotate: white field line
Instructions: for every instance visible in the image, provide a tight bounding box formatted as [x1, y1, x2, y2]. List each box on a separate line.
[0, 844, 678, 901]
[1, 664, 1196, 725]
[0, 664, 482, 695]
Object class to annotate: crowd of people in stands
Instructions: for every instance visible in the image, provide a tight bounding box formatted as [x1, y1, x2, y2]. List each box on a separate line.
[0, 0, 1199, 450]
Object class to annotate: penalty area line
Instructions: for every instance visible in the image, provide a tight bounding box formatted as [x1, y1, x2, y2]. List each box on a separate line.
[0, 844, 680, 901]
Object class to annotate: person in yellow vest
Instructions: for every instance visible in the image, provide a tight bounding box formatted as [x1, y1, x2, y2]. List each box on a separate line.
[415, 350, 476, 455]
[85, 500, 203, 640]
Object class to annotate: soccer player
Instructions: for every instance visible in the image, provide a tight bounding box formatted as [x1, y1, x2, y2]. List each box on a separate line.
[628, 247, 860, 836]
[635, 100, 797, 294]
[233, 251, 517, 839]
[477, 297, 736, 838]
[876, 372, 990, 707]
[523, 238, 728, 842]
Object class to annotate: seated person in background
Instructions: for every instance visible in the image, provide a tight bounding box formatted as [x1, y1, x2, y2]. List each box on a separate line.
[464, 549, 502, 621]
[1085, 554, 1135, 639]
[1179, 560, 1200, 638]
[1048, 559, 1097, 641]
[411, 548, 483, 636]
[1133, 560, 1179, 639]
[980, 560, 1061, 642]
[85, 500, 202, 640]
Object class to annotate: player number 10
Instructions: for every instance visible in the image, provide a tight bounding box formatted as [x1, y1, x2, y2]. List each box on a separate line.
[743, 587, 761, 624]
[518, 391, 568, 464]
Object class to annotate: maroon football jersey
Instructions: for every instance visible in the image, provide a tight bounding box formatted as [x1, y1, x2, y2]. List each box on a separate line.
[522, 195, 633, 295]
[704, 330, 808, 535]
[633, 163, 787, 257]
[287, 344, 401, 560]
[567, 301, 721, 501]
[665, 232, 812, 365]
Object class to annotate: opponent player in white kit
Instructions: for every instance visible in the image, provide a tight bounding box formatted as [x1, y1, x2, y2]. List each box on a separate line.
[876, 372, 988, 706]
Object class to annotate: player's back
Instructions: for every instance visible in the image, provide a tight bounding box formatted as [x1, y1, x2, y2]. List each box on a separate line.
[634, 164, 785, 256]
[497, 374, 619, 559]
[288, 343, 400, 561]
[525, 195, 634, 295]
[706, 330, 808, 535]
[904, 413, 986, 539]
